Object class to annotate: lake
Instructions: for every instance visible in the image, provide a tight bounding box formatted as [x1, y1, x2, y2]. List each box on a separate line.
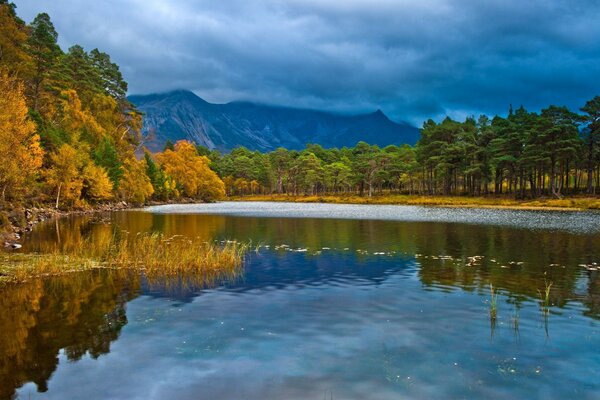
[2, 202, 600, 399]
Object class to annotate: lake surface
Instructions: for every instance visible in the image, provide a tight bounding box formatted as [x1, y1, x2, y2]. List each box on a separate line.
[2, 202, 600, 399]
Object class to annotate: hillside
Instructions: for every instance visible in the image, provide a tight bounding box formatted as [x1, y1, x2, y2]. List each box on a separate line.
[128, 90, 420, 152]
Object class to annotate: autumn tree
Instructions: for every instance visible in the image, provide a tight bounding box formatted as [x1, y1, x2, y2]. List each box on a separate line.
[82, 163, 113, 201]
[119, 158, 154, 204]
[45, 144, 85, 207]
[144, 152, 177, 200]
[0, 70, 43, 201]
[156, 141, 225, 201]
[0, 1, 30, 75]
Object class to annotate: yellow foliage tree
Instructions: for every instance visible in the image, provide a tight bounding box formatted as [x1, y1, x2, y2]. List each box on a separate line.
[156, 141, 225, 201]
[0, 4, 31, 75]
[45, 144, 85, 207]
[88, 94, 142, 152]
[250, 180, 260, 194]
[59, 89, 105, 141]
[223, 175, 235, 196]
[82, 164, 113, 201]
[234, 178, 250, 196]
[119, 158, 154, 204]
[0, 70, 44, 201]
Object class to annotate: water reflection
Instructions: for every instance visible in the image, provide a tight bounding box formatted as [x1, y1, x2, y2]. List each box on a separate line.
[0, 271, 138, 399]
[2, 206, 599, 399]
[22, 210, 600, 319]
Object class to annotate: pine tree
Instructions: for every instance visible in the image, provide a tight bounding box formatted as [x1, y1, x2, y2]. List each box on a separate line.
[581, 96, 600, 194]
[27, 13, 61, 111]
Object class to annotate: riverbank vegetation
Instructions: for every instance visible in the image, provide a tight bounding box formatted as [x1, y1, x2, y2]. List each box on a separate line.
[226, 194, 600, 210]
[0, 231, 247, 283]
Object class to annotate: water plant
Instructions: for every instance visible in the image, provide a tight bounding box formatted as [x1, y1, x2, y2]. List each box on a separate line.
[512, 305, 520, 341]
[0, 232, 249, 284]
[538, 279, 553, 315]
[489, 283, 498, 321]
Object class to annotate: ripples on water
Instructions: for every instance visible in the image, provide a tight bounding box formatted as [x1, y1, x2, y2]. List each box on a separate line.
[2, 202, 599, 399]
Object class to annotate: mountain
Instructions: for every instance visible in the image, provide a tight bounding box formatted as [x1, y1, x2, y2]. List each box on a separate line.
[128, 90, 421, 152]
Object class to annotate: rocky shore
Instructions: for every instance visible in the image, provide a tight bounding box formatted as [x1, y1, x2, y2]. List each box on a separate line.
[1, 202, 131, 249]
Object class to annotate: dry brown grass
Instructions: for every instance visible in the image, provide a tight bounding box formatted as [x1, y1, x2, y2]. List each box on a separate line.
[0, 233, 248, 284]
[229, 194, 600, 211]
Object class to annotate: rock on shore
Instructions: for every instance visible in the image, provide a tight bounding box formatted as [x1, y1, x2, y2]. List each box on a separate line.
[1, 202, 130, 249]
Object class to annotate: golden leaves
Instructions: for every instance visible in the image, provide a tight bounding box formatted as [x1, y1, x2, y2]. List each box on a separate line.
[156, 141, 225, 201]
[0, 70, 43, 200]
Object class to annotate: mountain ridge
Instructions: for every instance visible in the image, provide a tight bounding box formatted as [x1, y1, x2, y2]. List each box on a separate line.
[128, 90, 420, 152]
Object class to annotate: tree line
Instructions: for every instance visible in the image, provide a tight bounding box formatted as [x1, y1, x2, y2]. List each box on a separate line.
[199, 100, 599, 199]
[1, 1, 599, 211]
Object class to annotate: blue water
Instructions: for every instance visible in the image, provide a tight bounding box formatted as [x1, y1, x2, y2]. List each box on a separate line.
[5, 203, 600, 399]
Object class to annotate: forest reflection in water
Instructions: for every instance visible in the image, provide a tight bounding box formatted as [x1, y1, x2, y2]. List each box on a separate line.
[0, 271, 136, 399]
[22, 209, 600, 318]
[0, 267, 245, 400]
[1, 207, 599, 399]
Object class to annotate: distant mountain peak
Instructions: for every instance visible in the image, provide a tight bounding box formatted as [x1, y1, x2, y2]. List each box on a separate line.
[167, 88, 194, 95]
[371, 108, 389, 119]
[129, 89, 209, 106]
[128, 91, 420, 152]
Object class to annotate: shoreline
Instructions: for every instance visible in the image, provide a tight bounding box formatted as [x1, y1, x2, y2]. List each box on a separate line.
[3, 194, 599, 247]
[1, 202, 133, 248]
[1, 197, 224, 248]
[226, 194, 600, 212]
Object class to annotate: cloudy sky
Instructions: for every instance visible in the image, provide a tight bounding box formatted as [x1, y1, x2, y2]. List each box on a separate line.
[13, 0, 600, 125]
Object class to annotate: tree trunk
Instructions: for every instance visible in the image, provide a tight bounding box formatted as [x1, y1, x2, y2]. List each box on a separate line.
[56, 183, 62, 209]
[277, 172, 283, 194]
[550, 158, 562, 198]
[587, 138, 594, 194]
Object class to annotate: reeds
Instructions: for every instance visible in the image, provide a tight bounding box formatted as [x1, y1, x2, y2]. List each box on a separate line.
[0, 232, 248, 284]
[489, 283, 498, 321]
[538, 279, 553, 315]
[512, 305, 520, 340]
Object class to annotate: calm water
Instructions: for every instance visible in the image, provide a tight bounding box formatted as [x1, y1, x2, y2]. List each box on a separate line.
[2, 202, 600, 399]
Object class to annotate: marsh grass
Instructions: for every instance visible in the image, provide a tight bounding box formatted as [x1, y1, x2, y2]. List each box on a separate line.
[513, 307, 520, 330]
[0, 232, 248, 284]
[538, 279, 553, 315]
[231, 194, 600, 210]
[489, 283, 498, 321]
[512, 305, 520, 341]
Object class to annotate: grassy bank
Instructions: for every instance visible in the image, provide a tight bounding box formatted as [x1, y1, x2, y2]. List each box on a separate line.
[228, 194, 600, 211]
[0, 232, 248, 284]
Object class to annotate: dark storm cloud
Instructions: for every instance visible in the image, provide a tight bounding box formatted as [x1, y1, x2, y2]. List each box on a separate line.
[13, 0, 600, 124]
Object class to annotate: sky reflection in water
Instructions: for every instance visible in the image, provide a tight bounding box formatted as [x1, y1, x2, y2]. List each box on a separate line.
[5, 203, 600, 399]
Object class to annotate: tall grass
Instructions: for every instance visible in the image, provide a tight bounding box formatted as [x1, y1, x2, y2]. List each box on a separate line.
[231, 194, 600, 210]
[489, 283, 498, 321]
[538, 279, 553, 315]
[0, 232, 248, 284]
[512, 305, 520, 340]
